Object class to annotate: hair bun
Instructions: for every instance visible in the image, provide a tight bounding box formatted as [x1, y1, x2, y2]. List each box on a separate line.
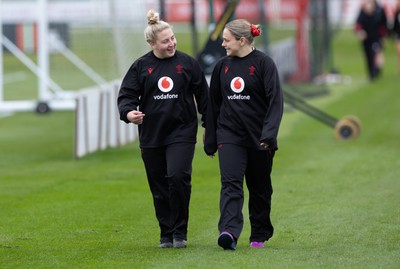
[147, 10, 160, 25]
[250, 24, 261, 37]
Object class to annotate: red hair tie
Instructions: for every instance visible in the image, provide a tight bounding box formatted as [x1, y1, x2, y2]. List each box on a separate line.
[250, 24, 260, 37]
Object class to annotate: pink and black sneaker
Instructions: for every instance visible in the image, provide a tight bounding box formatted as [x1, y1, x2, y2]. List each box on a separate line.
[250, 241, 264, 248]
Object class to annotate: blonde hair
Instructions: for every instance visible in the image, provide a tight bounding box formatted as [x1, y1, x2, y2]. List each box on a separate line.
[225, 19, 261, 45]
[144, 10, 172, 44]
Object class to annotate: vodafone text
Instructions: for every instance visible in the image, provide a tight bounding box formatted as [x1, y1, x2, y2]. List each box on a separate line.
[153, 93, 179, 100]
[227, 94, 251, 100]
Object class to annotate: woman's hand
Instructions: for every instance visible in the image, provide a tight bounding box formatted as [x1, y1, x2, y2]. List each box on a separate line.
[260, 142, 269, 149]
[127, 110, 145, 125]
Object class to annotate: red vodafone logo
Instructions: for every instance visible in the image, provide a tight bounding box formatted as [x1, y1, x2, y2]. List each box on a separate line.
[158, 76, 174, 93]
[230, 77, 245, 93]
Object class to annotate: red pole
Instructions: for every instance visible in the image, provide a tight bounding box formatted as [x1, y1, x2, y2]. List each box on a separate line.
[291, 0, 310, 82]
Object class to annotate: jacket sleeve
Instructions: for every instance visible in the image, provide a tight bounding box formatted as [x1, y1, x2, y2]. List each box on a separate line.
[394, 11, 400, 34]
[378, 5, 388, 38]
[354, 9, 364, 33]
[204, 61, 223, 155]
[117, 62, 141, 123]
[260, 56, 284, 151]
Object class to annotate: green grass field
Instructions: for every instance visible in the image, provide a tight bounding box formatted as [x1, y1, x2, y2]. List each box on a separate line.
[1, 29, 399, 268]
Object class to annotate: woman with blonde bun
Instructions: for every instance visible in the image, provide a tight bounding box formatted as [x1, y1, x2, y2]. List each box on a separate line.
[118, 10, 208, 249]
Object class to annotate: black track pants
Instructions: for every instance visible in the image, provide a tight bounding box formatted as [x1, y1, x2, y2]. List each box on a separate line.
[217, 144, 274, 242]
[141, 143, 195, 241]
[362, 40, 381, 80]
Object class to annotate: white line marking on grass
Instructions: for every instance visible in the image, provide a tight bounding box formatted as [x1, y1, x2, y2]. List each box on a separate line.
[3, 71, 28, 84]
[0, 111, 14, 118]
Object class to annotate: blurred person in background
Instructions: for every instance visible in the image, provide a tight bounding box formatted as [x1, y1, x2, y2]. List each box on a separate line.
[355, 0, 388, 81]
[118, 9, 208, 249]
[393, 0, 400, 75]
[204, 19, 283, 250]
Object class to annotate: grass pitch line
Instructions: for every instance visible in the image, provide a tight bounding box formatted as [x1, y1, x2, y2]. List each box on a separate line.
[3, 71, 27, 84]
